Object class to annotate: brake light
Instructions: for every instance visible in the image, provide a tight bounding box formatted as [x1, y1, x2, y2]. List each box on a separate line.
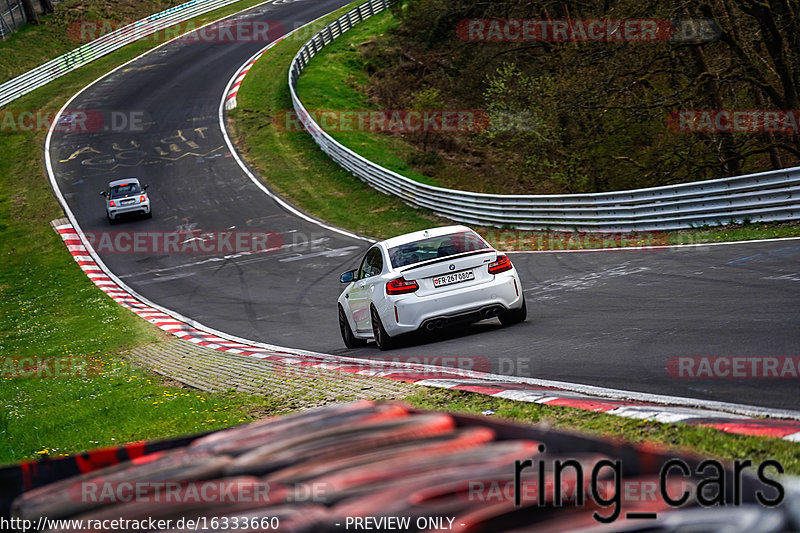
[488, 254, 513, 274]
[386, 277, 419, 295]
[139, 195, 146, 202]
[109, 200, 116, 207]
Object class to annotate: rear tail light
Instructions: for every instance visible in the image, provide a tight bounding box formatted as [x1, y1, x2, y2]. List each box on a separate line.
[386, 277, 419, 295]
[488, 254, 513, 274]
[109, 200, 116, 207]
[139, 195, 146, 202]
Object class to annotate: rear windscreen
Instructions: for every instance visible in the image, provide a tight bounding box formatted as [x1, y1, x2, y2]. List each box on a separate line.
[110, 183, 141, 198]
[389, 230, 490, 268]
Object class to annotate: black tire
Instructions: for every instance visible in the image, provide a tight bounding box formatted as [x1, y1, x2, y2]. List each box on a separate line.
[144, 209, 152, 219]
[499, 295, 527, 326]
[370, 305, 396, 351]
[107, 213, 116, 225]
[339, 304, 366, 349]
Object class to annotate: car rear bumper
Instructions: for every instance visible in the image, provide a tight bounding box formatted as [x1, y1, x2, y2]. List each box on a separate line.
[108, 202, 150, 218]
[381, 272, 523, 336]
[418, 303, 507, 331]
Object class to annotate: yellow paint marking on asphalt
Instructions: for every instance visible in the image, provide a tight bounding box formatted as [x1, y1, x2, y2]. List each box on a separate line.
[59, 146, 100, 162]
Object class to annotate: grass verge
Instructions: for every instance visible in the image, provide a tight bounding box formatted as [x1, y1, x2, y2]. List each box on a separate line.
[0, 0, 312, 465]
[0, 0, 185, 82]
[406, 389, 800, 475]
[0, 358, 282, 463]
[75, 340, 800, 476]
[294, 10, 439, 186]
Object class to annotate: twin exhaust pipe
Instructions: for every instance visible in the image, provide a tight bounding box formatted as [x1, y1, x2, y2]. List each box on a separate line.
[425, 319, 446, 331]
[424, 306, 502, 331]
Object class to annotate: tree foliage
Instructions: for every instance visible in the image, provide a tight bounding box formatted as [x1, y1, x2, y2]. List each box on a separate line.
[363, 0, 800, 193]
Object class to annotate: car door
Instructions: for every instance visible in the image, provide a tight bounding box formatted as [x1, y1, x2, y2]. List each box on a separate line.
[347, 247, 384, 333]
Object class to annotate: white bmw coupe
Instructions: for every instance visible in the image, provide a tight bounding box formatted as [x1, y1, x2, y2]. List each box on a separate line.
[337, 225, 526, 350]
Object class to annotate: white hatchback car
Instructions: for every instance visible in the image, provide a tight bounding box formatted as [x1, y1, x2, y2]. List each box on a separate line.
[101, 177, 151, 224]
[337, 225, 526, 350]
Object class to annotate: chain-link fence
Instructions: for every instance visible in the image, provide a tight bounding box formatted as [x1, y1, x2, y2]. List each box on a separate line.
[0, 0, 26, 40]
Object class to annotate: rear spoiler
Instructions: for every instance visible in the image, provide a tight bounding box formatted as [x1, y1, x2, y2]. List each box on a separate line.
[398, 248, 495, 273]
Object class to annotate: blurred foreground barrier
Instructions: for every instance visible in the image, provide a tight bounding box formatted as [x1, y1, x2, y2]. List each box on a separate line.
[3, 400, 799, 532]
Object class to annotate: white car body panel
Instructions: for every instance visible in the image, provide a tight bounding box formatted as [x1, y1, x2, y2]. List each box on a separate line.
[337, 225, 525, 345]
[104, 177, 150, 221]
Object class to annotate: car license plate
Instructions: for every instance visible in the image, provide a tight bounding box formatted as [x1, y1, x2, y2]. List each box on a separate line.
[433, 270, 474, 287]
[121, 199, 135, 205]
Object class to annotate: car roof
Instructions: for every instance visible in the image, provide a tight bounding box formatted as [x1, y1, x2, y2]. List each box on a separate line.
[108, 178, 140, 187]
[380, 225, 476, 249]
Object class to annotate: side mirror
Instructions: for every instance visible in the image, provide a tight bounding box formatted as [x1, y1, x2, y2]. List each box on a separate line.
[339, 269, 356, 283]
[143, 184, 149, 190]
[100, 191, 106, 196]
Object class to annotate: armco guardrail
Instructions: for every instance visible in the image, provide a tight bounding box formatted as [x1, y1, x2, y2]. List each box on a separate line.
[0, 0, 243, 108]
[288, 0, 800, 231]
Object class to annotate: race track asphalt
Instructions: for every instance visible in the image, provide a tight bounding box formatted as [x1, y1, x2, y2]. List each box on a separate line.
[47, 0, 800, 411]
